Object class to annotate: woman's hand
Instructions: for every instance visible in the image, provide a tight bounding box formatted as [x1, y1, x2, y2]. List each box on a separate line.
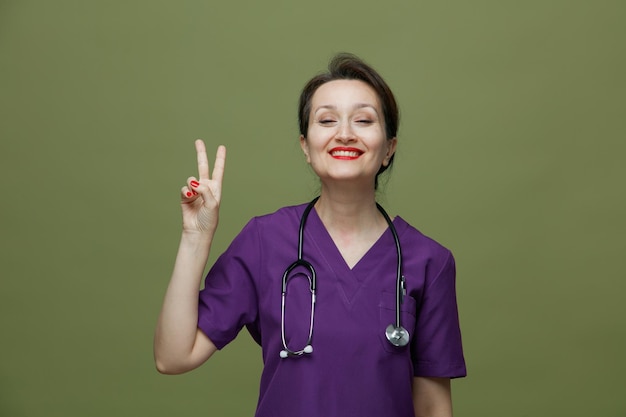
[180, 140, 226, 235]
[153, 139, 224, 374]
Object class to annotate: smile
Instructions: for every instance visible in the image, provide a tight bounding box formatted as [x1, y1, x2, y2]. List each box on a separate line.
[329, 147, 363, 160]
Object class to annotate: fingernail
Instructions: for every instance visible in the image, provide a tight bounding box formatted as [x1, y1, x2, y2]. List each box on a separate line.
[190, 180, 200, 188]
[186, 192, 192, 197]
[192, 191, 198, 196]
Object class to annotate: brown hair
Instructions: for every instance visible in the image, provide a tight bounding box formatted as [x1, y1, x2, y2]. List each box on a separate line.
[298, 53, 399, 184]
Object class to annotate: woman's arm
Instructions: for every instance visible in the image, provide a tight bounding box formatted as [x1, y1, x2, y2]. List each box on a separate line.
[153, 140, 225, 375]
[412, 377, 453, 417]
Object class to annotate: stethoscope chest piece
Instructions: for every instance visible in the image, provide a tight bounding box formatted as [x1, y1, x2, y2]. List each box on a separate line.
[385, 324, 410, 347]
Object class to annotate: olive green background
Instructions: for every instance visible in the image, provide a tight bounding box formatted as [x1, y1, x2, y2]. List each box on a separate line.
[1, 1, 624, 416]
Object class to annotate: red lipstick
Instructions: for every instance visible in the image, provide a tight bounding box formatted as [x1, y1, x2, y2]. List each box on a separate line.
[329, 147, 363, 160]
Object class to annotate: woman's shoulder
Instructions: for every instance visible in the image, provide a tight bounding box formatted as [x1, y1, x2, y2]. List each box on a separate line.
[237, 202, 311, 237]
[252, 202, 310, 225]
[225, 203, 310, 253]
[393, 216, 453, 259]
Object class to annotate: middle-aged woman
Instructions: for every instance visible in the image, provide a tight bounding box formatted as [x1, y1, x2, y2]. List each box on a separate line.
[154, 53, 466, 417]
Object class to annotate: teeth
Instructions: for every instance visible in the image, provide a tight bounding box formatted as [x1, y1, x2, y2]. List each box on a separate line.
[332, 150, 360, 157]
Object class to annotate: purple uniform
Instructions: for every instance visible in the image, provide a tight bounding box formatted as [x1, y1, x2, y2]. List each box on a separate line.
[198, 203, 466, 417]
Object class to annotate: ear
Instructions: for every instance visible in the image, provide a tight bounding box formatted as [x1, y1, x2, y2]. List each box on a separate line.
[382, 137, 398, 166]
[300, 135, 311, 163]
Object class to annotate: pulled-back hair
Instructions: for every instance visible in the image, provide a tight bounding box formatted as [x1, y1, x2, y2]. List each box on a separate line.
[298, 53, 399, 185]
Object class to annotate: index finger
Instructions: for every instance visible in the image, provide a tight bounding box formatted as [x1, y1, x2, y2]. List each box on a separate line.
[195, 139, 210, 180]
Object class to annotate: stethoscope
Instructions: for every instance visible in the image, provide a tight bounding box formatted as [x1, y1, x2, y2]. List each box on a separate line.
[280, 197, 409, 359]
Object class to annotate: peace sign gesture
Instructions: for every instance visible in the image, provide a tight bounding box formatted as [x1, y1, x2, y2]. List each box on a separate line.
[180, 140, 226, 235]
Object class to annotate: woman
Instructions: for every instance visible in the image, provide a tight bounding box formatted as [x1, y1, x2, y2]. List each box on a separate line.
[154, 53, 466, 417]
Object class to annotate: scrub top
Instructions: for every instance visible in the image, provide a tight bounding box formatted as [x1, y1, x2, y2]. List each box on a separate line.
[198, 203, 466, 417]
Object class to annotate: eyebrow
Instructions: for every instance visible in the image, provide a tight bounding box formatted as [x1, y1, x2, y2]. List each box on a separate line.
[314, 103, 379, 114]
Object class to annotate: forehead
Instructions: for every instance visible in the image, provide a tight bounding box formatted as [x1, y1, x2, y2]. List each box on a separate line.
[311, 79, 380, 109]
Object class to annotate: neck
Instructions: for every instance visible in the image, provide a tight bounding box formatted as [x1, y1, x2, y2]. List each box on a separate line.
[314, 184, 385, 233]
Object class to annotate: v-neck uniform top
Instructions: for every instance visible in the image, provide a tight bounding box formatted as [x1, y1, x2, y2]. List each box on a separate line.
[198, 203, 466, 417]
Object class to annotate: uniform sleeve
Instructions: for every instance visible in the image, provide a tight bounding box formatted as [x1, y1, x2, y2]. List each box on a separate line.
[197, 218, 260, 350]
[412, 250, 467, 378]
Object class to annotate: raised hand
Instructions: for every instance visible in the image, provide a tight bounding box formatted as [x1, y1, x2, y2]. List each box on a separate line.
[180, 140, 226, 234]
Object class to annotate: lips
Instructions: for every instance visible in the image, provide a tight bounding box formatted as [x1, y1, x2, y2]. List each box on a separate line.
[329, 147, 363, 160]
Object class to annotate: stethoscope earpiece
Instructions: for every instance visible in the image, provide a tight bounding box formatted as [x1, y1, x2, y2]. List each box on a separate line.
[279, 345, 313, 359]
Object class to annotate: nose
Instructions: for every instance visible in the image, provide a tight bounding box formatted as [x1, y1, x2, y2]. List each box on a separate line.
[335, 121, 356, 142]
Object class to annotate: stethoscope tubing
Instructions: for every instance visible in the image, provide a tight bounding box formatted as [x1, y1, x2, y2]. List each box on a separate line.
[280, 198, 318, 358]
[376, 202, 406, 330]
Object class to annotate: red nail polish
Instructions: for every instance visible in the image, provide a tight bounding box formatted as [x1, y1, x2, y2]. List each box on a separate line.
[186, 192, 192, 197]
[192, 191, 198, 196]
[190, 180, 200, 188]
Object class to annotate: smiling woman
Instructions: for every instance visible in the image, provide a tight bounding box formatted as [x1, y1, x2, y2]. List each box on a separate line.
[298, 54, 400, 189]
[299, 79, 397, 192]
[154, 53, 466, 417]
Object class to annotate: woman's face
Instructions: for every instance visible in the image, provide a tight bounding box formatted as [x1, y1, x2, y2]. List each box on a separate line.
[300, 79, 397, 188]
